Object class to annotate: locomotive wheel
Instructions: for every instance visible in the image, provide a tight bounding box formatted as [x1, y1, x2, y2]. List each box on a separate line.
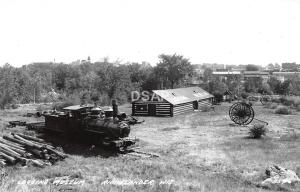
[229, 102, 254, 125]
[260, 95, 272, 105]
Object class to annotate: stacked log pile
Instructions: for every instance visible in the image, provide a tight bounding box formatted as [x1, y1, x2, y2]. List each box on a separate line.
[0, 133, 67, 167]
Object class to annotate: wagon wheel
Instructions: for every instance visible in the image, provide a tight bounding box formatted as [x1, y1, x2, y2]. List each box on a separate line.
[229, 102, 255, 125]
[260, 95, 272, 105]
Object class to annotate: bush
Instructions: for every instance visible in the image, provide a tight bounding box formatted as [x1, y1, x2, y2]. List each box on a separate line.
[11, 104, 19, 109]
[292, 97, 300, 107]
[0, 93, 13, 109]
[249, 124, 267, 139]
[274, 105, 291, 115]
[279, 96, 300, 107]
[240, 92, 249, 99]
[270, 103, 278, 109]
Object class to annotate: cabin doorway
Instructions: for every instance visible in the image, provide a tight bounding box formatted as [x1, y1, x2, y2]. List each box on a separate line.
[148, 104, 156, 116]
[193, 101, 198, 110]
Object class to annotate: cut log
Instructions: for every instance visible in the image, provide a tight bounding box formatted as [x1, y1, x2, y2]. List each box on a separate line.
[43, 153, 50, 160]
[0, 147, 27, 164]
[10, 134, 42, 149]
[28, 159, 44, 167]
[0, 144, 22, 157]
[3, 135, 28, 147]
[0, 133, 66, 167]
[15, 133, 45, 143]
[0, 138, 25, 150]
[0, 143, 27, 158]
[43, 146, 67, 159]
[0, 159, 6, 166]
[26, 148, 43, 158]
[0, 152, 16, 164]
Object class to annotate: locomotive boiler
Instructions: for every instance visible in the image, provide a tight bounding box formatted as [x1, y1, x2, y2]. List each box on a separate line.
[43, 104, 136, 149]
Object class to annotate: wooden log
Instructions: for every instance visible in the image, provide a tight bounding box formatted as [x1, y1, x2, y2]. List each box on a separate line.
[27, 140, 55, 149]
[0, 152, 16, 164]
[28, 159, 44, 167]
[43, 153, 50, 160]
[0, 143, 26, 156]
[3, 135, 29, 147]
[0, 138, 25, 150]
[0, 149, 27, 165]
[3, 136, 42, 159]
[15, 133, 45, 143]
[26, 148, 43, 158]
[44, 146, 67, 159]
[0, 144, 22, 157]
[10, 134, 42, 149]
[0, 159, 6, 166]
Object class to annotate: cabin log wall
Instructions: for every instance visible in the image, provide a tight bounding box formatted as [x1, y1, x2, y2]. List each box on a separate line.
[132, 102, 172, 116]
[132, 98, 213, 117]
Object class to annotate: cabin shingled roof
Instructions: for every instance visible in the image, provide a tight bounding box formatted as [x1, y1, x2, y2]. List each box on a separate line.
[153, 86, 214, 105]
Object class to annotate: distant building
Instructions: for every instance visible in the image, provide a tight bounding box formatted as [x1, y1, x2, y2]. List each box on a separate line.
[232, 65, 247, 71]
[201, 63, 225, 71]
[212, 71, 242, 82]
[282, 62, 298, 72]
[272, 72, 300, 82]
[264, 63, 281, 72]
[243, 71, 270, 83]
[212, 71, 270, 83]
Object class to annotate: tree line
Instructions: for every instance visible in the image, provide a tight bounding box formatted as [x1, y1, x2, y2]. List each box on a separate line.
[1, 56, 299, 109]
[0, 54, 193, 109]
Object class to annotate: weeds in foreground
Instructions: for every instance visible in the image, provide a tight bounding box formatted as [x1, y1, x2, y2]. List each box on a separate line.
[249, 124, 267, 139]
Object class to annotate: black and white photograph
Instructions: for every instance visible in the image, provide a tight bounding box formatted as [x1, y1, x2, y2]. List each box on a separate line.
[0, 0, 300, 191]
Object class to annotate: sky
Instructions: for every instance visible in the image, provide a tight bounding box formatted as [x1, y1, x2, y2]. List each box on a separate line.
[0, 0, 300, 67]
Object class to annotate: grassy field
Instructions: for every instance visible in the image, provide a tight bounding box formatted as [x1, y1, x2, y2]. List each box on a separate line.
[0, 102, 299, 192]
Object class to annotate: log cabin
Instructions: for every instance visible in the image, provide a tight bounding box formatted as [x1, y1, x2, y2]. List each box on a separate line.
[132, 87, 214, 117]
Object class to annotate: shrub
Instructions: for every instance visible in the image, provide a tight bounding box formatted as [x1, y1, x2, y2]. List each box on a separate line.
[274, 105, 291, 115]
[240, 92, 249, 99]
[0, 93, 13, 109]
[272, 98, 281, 104]
[292, 97, 300, 107]
[11, 104, 19, 109]
[270, 103, 278, 109]
[279, 96, 297, 106]
[296, 105, 300, 112]
[249, 124, 267, 139]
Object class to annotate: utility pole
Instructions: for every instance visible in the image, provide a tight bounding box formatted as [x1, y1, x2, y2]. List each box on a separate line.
[33, 87, 35, 104]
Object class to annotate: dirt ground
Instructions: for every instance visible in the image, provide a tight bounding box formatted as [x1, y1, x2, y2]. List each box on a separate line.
[0, 102, 299, 192]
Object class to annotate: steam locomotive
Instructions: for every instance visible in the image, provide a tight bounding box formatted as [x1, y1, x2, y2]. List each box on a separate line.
[43, 104, 136, 150]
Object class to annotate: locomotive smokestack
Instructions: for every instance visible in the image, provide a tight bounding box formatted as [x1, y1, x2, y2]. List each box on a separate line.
[112, 99, 118, 118]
